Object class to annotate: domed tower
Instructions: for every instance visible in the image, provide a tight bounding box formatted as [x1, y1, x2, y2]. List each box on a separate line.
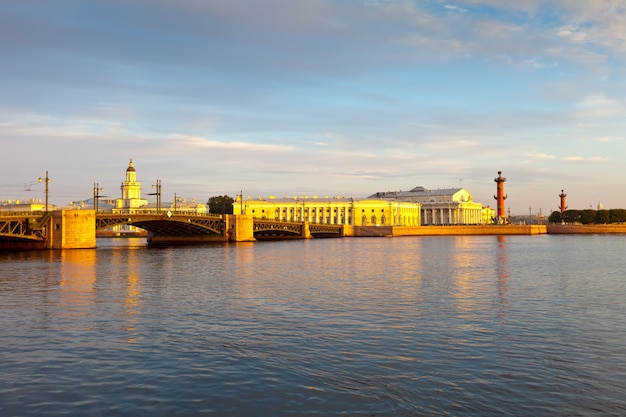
[116, 159, 148, 210]
[493, 171, 508, 224]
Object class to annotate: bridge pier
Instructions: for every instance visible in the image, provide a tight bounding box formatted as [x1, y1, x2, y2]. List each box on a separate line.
[51, 210, 96, 249]
[228, 214, 256, 242]
[302, 221, 313, 239]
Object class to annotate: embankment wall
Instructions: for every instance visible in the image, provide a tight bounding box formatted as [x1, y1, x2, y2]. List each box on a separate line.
[547, 224, 626, 234]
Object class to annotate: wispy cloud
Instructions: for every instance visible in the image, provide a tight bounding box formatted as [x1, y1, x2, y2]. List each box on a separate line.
[562, 155, 608, 163]
[529, 153, 556, 160]
[595, 136, 624, 142]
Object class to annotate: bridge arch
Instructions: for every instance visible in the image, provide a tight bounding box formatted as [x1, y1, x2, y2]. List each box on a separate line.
[96, 213, 225, 237]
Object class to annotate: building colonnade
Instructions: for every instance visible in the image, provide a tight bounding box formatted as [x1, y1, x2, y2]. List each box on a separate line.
[421, 203, 485, 225]
[234, 197, 422, 227]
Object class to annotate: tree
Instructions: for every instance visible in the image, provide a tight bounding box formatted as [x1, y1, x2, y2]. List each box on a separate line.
[548, 211, 562, 223]
[596, 210, 610, 224]
[610, 209, 626, 223]
[207, 195, 234, 214]
[562, 209, 579, 223]
[579, 209, 596, 224]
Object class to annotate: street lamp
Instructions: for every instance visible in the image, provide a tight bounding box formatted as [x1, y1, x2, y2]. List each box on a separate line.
[174, 193, 183, 213]
[149, 179, 162, 213]
[38, 171, 50, 213]
[93, 183, 106, 212]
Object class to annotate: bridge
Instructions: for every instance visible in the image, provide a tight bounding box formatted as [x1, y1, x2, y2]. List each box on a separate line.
[0, 210, 345, 249]
[96, 211, 344, 242]
[252, 218, 344, 240]
[96, 211, 227, 239]
[0, 212, 52, 249]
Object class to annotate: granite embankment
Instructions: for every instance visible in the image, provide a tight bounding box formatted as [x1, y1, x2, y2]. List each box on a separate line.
[354, 224, 626, 237]
[547, 224, 626, 234]
[354, 225, 546, 237]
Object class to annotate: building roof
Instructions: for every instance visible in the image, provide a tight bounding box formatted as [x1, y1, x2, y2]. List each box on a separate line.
[368, 186, 464, 199]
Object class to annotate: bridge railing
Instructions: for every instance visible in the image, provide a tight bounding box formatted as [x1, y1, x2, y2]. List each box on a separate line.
[96, 209, 224, 218]
[0, 210, 48, 218]
[250, 216, 347, 226]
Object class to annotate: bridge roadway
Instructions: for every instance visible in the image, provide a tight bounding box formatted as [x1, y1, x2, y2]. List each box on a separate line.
[97, 211, 227, 238]
[1, 209, 344, 248]
[96, 211, 345, 241]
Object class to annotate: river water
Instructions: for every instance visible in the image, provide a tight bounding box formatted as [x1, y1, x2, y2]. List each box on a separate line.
[1, 235, 625, 416]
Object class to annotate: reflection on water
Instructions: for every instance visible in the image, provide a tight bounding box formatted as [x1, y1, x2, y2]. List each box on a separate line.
[58, 250, 97, 323]
[1, 235, 626, 416]
[496, 235, 509, 316]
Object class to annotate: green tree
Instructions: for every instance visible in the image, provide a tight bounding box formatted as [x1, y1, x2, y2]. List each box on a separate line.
[548, 211, 562, 223]
[562, 209, 579, 223]
[580, 209, 596, 224]
[207, 195, 234, 214]
[596, 210, 610, 224]
[610, 209, 626, 223]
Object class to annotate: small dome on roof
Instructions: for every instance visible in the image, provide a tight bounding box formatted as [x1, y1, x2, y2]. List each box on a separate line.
[126, 159, 135, 172]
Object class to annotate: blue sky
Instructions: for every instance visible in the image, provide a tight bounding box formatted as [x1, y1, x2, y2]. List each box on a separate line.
[1, 0, 625, 215]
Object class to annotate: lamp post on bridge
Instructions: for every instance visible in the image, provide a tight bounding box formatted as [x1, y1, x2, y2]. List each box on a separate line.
[174, 193, 183, 213]
[93, 183, 106, 212]
[149, 179, 162, 213]
[38, 171, 50, 213]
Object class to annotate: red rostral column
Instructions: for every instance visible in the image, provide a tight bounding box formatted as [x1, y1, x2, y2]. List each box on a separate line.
[558, 189, 567, 215]
[493, 171, 508, 223]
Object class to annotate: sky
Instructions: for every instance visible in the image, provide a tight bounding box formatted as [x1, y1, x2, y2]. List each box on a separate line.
[1, 0, 626, 215]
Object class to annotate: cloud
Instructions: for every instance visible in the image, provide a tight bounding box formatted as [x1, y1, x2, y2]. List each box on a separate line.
[167, 134, 294, 153]
[562, 155, 608, 163]
[595, 136, 624, 142]
[444, 5, 468, 14]
[529, 153, 556, 160]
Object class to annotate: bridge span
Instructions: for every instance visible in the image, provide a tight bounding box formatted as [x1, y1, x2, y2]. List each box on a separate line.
[96, 211, 345, 243]
[1, 210, 346, 249]
[1, 209, 554, 250]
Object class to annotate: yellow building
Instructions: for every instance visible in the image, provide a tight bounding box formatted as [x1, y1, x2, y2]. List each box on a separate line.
[0, 199, 47, 212]
[233, 195, 421, 226]
[114, 159, 148, 212]
[368, 186, 491, 225]
[112, 160, 207, 215]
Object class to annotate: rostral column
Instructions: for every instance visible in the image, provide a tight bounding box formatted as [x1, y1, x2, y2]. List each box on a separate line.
[493, 171, 508, 224]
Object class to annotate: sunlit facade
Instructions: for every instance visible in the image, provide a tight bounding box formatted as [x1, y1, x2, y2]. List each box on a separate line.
[112, 160, 206, 214]
[368, 186, 492, 225]
[114, 159, 148, 212]
[0, 199, 46, 212]
[233, 195, 421, 226]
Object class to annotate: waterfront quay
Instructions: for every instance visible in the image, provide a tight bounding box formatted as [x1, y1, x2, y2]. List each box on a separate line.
[2, 208, 547, 250]
[10, 207, 626, 250]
